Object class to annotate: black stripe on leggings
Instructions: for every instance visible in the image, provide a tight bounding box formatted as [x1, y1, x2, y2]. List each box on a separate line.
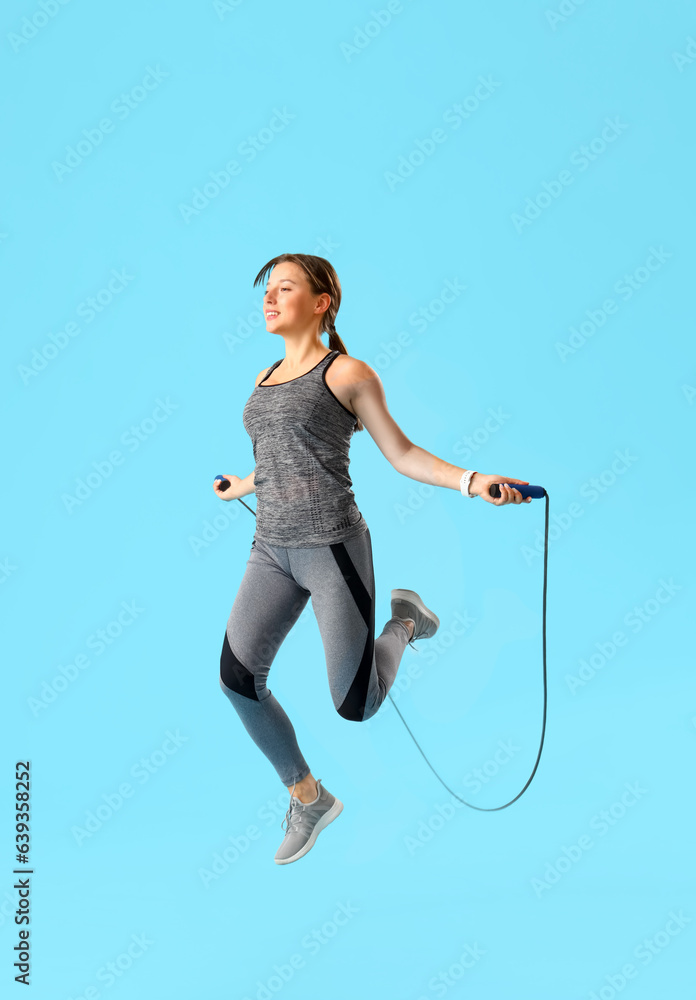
[220, 632, 259, 701]
[330, 541, 375, 721]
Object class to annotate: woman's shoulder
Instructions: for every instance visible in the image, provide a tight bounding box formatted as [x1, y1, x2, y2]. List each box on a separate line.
[329, 352, 374, 382]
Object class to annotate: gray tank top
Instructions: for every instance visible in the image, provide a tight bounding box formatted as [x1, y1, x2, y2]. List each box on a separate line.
[242, 349, 367, 547]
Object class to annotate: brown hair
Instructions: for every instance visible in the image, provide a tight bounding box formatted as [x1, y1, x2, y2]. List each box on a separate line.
[252, 253, 364, 432]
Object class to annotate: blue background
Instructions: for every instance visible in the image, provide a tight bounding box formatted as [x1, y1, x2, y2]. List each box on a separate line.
[3, 1, 695, 997]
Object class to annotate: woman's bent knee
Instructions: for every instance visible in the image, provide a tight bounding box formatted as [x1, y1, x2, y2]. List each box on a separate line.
[337, 701, 374, 723]
[220, 631, 259, 701]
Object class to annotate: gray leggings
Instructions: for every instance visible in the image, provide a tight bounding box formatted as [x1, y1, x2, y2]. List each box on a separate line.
[219, 523, 411, 787]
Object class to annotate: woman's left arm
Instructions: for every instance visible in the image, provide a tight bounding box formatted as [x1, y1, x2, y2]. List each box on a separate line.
[350, 362, 530, 507]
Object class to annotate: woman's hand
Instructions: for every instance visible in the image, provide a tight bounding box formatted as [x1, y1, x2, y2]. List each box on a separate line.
[469, 473, 532, 505]
[213, 475, 242, 500]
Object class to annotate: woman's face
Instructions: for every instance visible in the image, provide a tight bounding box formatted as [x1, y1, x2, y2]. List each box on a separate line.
[263, 264, 327, 333]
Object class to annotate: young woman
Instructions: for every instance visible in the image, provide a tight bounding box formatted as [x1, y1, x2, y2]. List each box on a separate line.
[215, 253, 531, 865]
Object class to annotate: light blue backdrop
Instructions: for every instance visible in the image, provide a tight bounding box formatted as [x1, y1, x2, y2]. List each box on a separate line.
[3, 1, 694, 997]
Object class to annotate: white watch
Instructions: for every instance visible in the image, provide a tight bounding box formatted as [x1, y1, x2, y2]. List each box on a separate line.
[460, 470, 477, 498]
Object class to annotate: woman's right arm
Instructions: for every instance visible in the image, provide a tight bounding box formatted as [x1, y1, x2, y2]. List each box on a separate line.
[237, 469, 255, 497]
[213, 469, 255, 500]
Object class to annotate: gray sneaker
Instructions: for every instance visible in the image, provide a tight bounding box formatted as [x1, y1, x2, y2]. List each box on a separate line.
[274, 779, 343, 865]
[390, 588, 440, 651]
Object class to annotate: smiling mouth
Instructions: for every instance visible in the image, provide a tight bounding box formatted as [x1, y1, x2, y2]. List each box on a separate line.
[266, 312, 280, 319]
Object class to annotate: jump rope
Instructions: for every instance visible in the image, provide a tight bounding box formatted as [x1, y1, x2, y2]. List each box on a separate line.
[215, 475, 549, 811]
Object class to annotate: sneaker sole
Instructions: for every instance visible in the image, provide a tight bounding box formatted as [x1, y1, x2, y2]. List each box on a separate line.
[274, 799, 344, 865]
[391, 589, 440, 637]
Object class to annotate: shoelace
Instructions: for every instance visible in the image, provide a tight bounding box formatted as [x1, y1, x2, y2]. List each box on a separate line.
[281, 800, 301, 835]
[281, 780, 320, 836]
[281, 782, 301, 835]
[399, 618, 420, 653]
